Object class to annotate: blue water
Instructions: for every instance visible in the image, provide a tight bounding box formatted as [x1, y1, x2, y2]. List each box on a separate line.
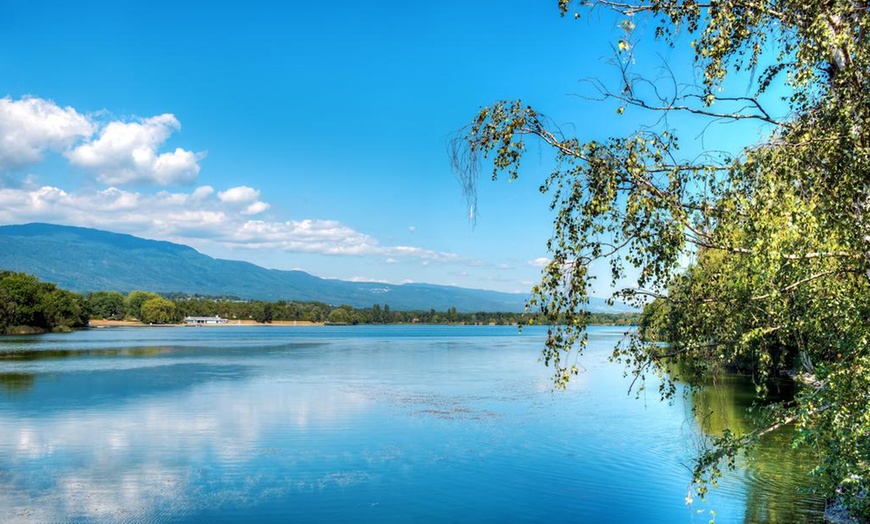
[0, 325, 822, 523]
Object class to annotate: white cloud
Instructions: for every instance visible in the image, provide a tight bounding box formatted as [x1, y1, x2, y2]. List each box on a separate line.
[67, 114, 203, 185]
[224, 220, 458, 261]
[191, 185, 214, 200]
[345, 276, 390, 283]
[387, 245, 457, 261]
[0, 97, 203, 187]
[0, 185, 459, 263]
[231, 219, 376, 254]
[0, 96, 461, 268]
[242, 201, 270, 215]
[97, 187, 141, 210]
[528, 257, 550, 267]
[217, 186, 269, 216]
[218, 185, 259, 204]
[0, 96, 94, 172]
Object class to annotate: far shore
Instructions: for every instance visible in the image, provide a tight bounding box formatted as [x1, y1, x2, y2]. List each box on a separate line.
[83, 320, 633, 329]
[87, 319, 323, 328]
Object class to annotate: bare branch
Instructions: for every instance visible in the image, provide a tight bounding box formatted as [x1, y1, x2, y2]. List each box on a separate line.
[601, 90, 789, 128]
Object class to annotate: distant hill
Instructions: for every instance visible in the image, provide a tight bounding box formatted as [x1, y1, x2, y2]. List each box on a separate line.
[0, 223, 634, 313]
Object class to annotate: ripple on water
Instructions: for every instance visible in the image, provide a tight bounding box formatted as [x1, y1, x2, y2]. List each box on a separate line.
[0, 325, 827, 523]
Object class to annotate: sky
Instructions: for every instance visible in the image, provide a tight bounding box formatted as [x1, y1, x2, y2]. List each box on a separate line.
[0, 0, 778, 297]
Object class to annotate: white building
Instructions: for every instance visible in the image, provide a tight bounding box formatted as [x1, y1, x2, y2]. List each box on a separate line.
[183, 315, 228, 325]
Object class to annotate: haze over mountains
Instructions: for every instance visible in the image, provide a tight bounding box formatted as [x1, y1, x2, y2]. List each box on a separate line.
[0, 223, 632, 313]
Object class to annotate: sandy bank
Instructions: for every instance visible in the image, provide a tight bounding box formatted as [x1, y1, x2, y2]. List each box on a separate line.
[87, 319, 146, 327]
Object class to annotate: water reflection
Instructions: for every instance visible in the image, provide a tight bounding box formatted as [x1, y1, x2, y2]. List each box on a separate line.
[0, 372, 35, 392]
[0, 326, 826, 523]
[0, 346, 172, 361]
[682, 366, 825, 523]
[0, 371, 375, 522]
[0, 363, 253, 415]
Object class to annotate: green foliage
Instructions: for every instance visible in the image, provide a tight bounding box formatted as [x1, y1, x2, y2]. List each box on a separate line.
[86, 291, 126, 320]
[124, 291, 160, 320]
[40, 289, 87, 330]
[253, 302, 273, 324]
[0, 271, 87, 333]
[327, 307, 352, 325]
[139, 297, 178, 324]
[161, 296, 635, 326]
[0, 274, 633, 334]
[454, 0, 870, 517]
[0, 271, 47, 328]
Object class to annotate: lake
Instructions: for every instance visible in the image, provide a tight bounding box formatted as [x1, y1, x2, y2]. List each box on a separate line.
[0, 325, 823, 523]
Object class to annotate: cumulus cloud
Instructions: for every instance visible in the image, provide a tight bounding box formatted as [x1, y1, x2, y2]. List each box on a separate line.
[0, 185, 458, 263]
[218, 186, 259, 203]
[255, 220, 453, 260]
[0, 96, 203, 186]
[0, 96, 458, 267]
[217, 186, 269, 216]
[0, 96, 94, 172]
[191, 185, 214, 200]
[345, 276, 390, 283]
[528, 257, 550, 267]
[67, 114, 203, 185]
[242, 201, 270, 215]
[226, 220, 455, 260]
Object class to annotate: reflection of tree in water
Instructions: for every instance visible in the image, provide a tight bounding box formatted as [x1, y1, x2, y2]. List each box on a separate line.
[0, 373, 35, 392]
[0, 346, 169, 361]
[686, 370, 825, 523]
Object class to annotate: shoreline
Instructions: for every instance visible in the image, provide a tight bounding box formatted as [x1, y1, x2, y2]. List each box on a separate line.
[87, 319, 324, 328]
[85, 320, 635, 329]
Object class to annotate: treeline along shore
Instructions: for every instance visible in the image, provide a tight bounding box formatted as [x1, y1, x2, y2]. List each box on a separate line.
[0, 270, 638, 334]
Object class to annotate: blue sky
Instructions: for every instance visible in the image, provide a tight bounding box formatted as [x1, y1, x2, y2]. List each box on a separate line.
[0, 1, 778, 296]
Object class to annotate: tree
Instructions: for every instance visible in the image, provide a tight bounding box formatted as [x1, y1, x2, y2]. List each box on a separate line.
[453, 0, 870, 517]
[139, 297, 178, 324]
[40, 289, 87, 329]
[253, 302, 273, 323]
[0, 286, 14, 333]
[0, 271, 48, 327]
[124, 291, 160, 320]
[327, 307, 351, 325]
[0, 272, 87, 332]
[86, 291, 126, 320]
[446, 306, 458, 322]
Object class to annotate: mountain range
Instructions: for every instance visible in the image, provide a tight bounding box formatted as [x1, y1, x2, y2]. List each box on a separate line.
[0, 223, 633, 313]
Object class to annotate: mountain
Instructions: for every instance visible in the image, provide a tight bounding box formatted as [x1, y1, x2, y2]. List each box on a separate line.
[0, 223, 633, 313]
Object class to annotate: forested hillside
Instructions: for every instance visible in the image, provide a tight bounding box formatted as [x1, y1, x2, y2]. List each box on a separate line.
[0, 272, 639, 331]
[0, 223, 631, 313]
